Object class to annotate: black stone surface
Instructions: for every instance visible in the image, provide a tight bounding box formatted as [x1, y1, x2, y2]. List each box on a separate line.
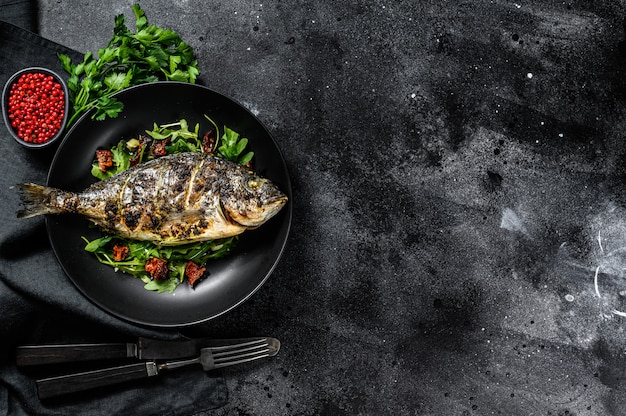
[24, 0, 626, 414]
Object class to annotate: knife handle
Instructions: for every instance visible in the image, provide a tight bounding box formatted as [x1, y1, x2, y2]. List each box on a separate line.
[36, 361, 158, 399]
[16, 343, 134, 366]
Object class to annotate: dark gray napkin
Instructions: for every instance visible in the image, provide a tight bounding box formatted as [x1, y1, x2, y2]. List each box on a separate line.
[0, 13, 227, 416]
[0, 0, 36, 32]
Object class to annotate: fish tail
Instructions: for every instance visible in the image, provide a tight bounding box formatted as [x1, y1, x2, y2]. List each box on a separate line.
[16, 183, 66, 219]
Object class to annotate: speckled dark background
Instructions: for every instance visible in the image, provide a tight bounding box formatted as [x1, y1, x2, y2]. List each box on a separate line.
[22, 0, 626, 414]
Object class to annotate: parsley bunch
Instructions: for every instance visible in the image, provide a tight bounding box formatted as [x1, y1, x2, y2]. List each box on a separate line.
[59, 4, 199, 127]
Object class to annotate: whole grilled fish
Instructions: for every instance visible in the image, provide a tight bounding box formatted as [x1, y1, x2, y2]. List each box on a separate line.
[17, 152, 288, 245]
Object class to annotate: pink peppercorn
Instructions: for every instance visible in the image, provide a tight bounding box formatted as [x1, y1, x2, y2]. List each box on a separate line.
[7, 72, 65, 144]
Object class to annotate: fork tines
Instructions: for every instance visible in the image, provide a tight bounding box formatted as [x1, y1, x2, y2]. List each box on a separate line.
[212, 338, 276, 368]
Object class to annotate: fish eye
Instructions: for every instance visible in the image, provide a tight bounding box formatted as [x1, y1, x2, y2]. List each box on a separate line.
[243, 179, 260, 193]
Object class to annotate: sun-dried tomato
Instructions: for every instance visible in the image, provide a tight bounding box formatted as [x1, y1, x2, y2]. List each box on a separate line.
[201, 129, 216, 154]
[95, 149, 113, 172]
[112, 243, 130, 261]
[185, 261, 206, 287]
[150, 137, 170, 157]
[145, 257, 169, 280]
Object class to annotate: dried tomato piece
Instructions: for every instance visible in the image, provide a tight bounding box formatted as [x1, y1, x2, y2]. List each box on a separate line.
[150, 137, 170, 157]
[95, 149, 113, 172]
[201, 129, 216, 154]
[112, 243, 130, 261]
[145, 257, 169, 280]
[185, 261, 206, 287]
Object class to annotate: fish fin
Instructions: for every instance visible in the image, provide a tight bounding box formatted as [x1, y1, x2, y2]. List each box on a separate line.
[161, 210, 204, 225]
[16, 183, 63, 219]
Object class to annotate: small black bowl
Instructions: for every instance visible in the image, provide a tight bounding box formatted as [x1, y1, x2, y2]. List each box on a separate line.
[2, 67, 69, 149]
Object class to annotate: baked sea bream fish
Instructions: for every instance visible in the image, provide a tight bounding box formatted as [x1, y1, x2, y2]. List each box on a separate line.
[17, 152, 288, 245]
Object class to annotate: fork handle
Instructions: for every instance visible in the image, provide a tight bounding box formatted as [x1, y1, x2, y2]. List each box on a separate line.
[36, 362, 158, 399]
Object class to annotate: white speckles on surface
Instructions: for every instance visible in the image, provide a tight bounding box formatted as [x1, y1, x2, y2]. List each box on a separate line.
[242, 101, 260, 116]
[500, 208, 529, 237]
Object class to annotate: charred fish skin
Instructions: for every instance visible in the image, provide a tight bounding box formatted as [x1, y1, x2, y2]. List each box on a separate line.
[73, 176, 127, 227]
[17, 152, 288, 246]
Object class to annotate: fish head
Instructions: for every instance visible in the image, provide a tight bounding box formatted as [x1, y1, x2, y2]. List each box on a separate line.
[221, 171, 288, 228]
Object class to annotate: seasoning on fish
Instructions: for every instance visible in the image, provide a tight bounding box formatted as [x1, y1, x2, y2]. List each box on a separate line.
[17, 152, 288, 246]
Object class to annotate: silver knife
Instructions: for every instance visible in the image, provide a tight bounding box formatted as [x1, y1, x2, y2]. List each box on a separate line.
[15, 337, 267, 366]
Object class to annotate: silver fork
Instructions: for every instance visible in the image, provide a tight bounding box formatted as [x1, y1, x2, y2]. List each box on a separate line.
[157, 337, 280, 372]
[36, 337, 280, 399]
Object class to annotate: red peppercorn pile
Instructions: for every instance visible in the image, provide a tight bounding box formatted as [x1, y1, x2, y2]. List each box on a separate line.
[6, 72, 65, 144]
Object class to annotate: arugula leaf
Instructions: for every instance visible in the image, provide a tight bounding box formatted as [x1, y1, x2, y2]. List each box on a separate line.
[90, 163, 106, 181]
[59, 4, 199, 127]
[144, 278, 179, 294]
[217, 126, 254, 164]
[111, 141, 132, 172]
[83, 236, 113, 252]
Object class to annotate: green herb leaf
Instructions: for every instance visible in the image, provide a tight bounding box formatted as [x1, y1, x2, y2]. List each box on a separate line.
[144, 278, 179, 293]
[83, 236, 113, 252]
[238, 151, 254, 166]
[217, 127, 254, 164]
[93, 96, 125, 121]
[58, 54, 72, 74]
[132, 3, 148, 31]
[60, 4, 200, 127]
[111, 141, 131, 172]
[103, 71, 131, 91]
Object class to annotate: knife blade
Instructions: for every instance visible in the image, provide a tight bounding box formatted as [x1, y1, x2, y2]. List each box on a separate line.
[15, 337, 266, 366]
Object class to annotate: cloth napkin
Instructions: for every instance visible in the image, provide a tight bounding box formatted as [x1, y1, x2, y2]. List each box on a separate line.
[0, 4, 227, 415]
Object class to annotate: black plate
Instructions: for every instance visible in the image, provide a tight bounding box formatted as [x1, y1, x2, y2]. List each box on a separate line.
[46, 82, 292, 327]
